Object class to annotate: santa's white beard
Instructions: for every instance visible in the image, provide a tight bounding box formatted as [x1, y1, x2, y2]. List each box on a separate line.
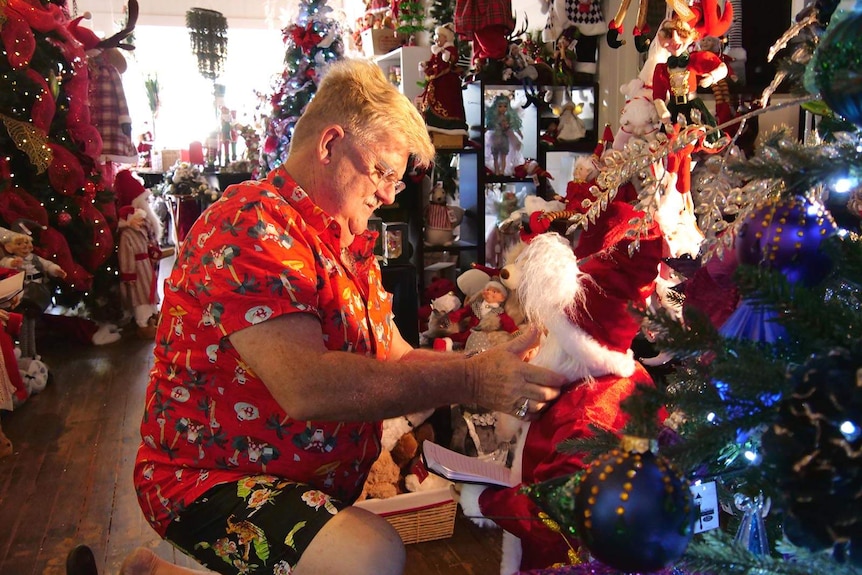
[132, 194, 163, 242]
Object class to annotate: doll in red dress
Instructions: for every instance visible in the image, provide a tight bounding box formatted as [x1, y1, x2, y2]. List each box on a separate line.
[418, 24, 468, 140]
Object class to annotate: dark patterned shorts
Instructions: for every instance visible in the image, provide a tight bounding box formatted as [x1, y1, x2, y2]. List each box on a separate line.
[165, 475, 345, 575]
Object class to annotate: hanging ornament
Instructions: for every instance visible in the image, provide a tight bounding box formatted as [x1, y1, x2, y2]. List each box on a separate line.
[186, 8, 228, 82]
[572, 440, 696, 573]
[57, 212, 72, 227]
[733, 492, 769, 555]
[761, 345, 862, 565]
[811, 4, 862, 127]
[735, 194, 837, 288]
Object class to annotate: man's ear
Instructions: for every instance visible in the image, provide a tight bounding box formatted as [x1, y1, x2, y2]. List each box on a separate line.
[317, 125, 345, 165]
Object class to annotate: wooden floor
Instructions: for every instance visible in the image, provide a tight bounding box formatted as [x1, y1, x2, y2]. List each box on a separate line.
[0, 329, 503, 575]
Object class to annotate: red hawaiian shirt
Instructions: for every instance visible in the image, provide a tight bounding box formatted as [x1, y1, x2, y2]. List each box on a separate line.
[134, 167, 394, 536]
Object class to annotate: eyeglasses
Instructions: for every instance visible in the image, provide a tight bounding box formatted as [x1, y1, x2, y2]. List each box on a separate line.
[343, 130, 406, 194]
[372, 156, 406, 194]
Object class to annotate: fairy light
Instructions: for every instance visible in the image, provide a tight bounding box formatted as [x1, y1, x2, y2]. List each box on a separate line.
[840, 420, 860, 442]
[832, 177, 857, 194]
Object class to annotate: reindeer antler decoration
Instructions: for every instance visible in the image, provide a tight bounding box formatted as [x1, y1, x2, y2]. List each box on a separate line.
[96, 0, 139, 51]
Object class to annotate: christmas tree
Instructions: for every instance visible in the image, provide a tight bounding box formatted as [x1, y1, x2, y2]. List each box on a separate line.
[521, 1, 862, 573]
[0, 0, 125, 319]
[260, 0, 344, 173]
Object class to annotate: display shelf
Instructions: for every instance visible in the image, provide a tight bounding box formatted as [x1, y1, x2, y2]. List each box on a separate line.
[375, 46, 431, 104]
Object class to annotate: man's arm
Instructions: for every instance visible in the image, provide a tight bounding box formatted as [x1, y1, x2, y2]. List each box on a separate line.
[229, 313, 564, 422]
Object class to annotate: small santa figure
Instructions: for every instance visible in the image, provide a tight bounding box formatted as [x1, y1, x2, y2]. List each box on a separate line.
[114, 170, 167, 338]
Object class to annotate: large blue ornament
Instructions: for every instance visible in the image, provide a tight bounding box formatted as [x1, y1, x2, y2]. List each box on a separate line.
[573, 449, 695, 573]
[735, 195, 837, 287]
[812, 6, 862, 127]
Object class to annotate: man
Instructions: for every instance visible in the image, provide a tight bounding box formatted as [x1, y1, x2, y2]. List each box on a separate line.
[122, 59, 565, 575]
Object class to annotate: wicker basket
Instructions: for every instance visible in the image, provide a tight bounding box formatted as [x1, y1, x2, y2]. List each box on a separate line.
[354, 486, 457, 544]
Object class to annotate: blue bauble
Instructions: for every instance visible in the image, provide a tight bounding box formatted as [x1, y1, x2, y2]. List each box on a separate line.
[573, 449, 696, 573]
[735, 195, 837, 287]
[813, 9, 862, 128]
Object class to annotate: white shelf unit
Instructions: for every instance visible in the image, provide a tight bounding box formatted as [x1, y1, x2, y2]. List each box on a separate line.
[375, 46, 432, 104]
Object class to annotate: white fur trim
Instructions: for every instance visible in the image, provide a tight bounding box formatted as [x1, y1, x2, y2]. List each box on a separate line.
[534, 315, 636, 379]
[381, 416, 413, 452]
[501, 532, 523, 575]
[459, 483, 497, 528]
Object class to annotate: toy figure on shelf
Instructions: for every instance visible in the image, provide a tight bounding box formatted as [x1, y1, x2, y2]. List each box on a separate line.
[651, 2, 734, 146]
[551, 27, 579, 86]
[454, 0, 515, 78]
[543, 0, 605, 79]
[137, 123, 154, 168]
[555, 127, 614, 211]
[219, 106, 238, 165]
[418, 24, 468, 143]
[424, 181, 465, 246]
[436, 279, 520, 353]
[502, 42, 539, 105]
[484, 93, 524, 176]
[554, 96, 586, 142]
[0, 233, 66, 360]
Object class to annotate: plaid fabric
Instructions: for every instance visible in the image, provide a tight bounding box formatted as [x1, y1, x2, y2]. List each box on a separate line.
[454, 0, 515, 35]
[88, 54, 137, 164]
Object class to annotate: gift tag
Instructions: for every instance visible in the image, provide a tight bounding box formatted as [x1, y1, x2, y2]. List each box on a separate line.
[690, 481, 719, 533]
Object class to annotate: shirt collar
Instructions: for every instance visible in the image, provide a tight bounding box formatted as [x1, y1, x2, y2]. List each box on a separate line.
[266, 166, 378, 260]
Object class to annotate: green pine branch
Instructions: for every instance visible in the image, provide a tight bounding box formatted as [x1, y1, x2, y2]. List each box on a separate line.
[681, 531, 862, 575]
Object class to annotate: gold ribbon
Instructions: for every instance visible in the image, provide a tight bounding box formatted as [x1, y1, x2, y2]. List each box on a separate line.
[0, 113, 52, 174]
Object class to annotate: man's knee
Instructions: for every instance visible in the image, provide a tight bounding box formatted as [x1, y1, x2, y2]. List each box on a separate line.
[295, 506, 405, 575]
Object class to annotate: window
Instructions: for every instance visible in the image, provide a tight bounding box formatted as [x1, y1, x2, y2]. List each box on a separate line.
[122, 25, 285, 153]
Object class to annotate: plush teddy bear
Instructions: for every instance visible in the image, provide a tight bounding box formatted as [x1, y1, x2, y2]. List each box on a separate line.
[424, 182, 465, 247]
[358, 449, 403, 500]
[359, 410, 437, 500]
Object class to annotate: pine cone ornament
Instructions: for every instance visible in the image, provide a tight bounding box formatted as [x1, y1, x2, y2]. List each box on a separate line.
[762, 345, 862, 564]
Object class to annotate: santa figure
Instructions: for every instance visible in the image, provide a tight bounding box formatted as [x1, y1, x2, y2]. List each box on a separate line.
[458, 197, 664, 574]
[418, 24, 468, 140]
[114, 170, 166, 338]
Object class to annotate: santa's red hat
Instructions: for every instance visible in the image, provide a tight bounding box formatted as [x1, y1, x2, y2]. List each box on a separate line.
[118, 205, 137, 221]
[516, 207, 662, 380]
[114, 169, 149, 210]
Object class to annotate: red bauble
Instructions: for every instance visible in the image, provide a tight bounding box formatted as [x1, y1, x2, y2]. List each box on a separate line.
[57, 212, 72, 226]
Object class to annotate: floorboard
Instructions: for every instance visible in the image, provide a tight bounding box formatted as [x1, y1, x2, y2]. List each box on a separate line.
[0, 329, 503, 575]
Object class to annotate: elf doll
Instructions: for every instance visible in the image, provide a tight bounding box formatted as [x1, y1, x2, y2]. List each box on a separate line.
[651, 0, 734, 153]
[0, 233, 67, 360]
[543, 0, 605, 79]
